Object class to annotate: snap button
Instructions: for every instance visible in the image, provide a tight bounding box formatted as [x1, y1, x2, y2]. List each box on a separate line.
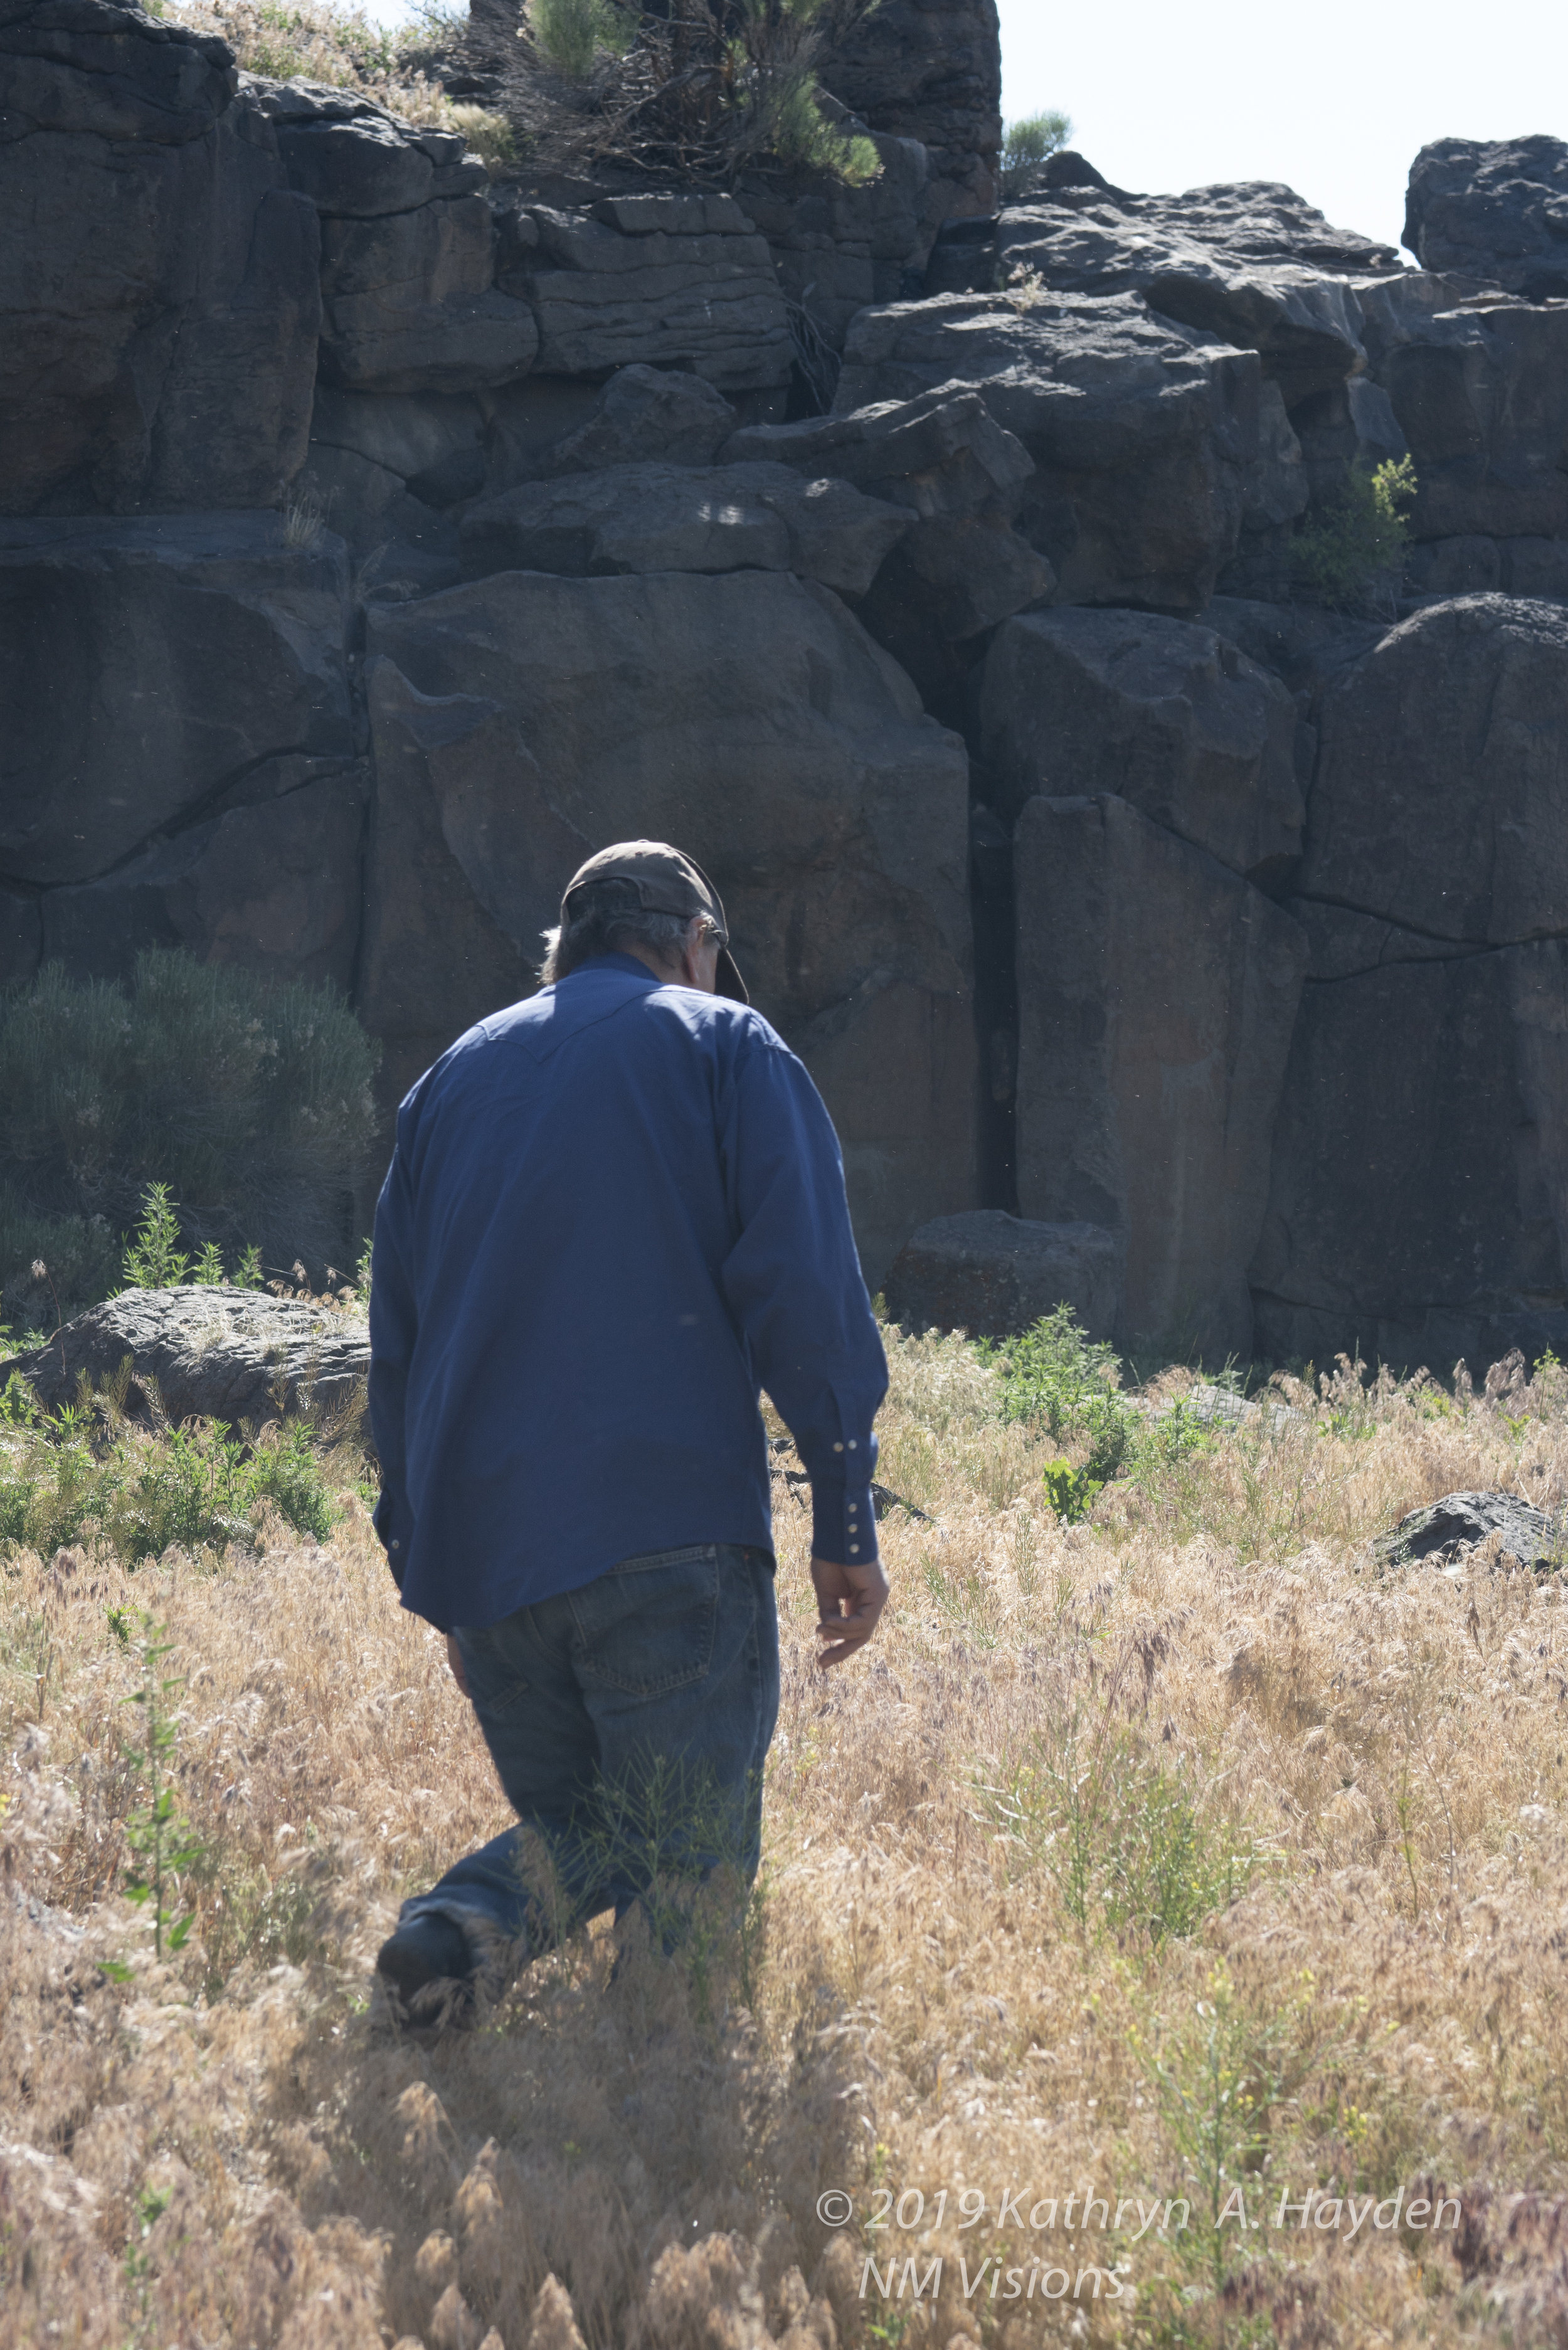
[847, 1439, 858, 1450]
[849, 1545, 859, 1554]
[833, 1442, 844, 1453]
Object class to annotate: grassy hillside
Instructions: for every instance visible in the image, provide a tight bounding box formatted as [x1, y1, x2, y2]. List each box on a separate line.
[3, 1323, 1565, 2349]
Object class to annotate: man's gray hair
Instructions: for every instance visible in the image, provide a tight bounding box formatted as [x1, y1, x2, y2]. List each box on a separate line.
[539, 877, 719, 985]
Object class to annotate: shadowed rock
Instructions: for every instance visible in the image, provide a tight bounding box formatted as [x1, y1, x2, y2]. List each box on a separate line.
[884, 1210, 1120, 1339]
[835, 291, 1262, 612]
[359, 569, 975, 1285]
[1015, 793, 1308, 1362]
[0, 4, 320, 514]
[0, 515, 353, 889]
[978, 606, 1304, 879]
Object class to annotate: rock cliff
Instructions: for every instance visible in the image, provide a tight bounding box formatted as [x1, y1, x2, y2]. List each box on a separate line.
[3, 0, 1567, 1361]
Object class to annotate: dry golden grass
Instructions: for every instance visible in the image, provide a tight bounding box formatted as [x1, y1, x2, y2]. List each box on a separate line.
[4, 1330, 1568, 2350]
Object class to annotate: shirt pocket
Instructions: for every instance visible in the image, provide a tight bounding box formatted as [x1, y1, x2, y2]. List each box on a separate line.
[568, 1545, 721, 1697]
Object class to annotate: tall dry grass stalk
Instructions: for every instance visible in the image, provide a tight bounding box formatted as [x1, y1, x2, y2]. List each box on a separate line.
[4, 1330, 1568, 2347]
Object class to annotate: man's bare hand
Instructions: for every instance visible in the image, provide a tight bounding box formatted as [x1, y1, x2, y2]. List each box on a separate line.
[812, 1555, 889, 1670]
[445, 1632, 470, 1698]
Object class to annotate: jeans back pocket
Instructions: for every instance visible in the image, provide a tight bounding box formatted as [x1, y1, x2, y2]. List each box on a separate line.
[568, 1545, 721, 1697]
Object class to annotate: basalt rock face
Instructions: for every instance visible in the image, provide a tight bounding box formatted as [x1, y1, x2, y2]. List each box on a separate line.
[0, 513, 354, 883]
[11, 13, 1568, 1372]
[1013, 793, 1308, 1363]
[360, 570, 977, 1286]
[1252, 598, 1568, 1372]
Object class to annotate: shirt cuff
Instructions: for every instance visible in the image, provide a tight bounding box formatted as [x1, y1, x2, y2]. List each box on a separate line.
[811, 1476, 879, 1567]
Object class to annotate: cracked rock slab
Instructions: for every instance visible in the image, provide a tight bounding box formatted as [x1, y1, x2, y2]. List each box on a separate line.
[512, 203, 792, 391]
[2, 1286, 369, 1429]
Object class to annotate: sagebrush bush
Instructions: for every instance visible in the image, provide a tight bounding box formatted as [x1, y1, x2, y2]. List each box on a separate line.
[0, 951, 379, 1312]
[999, 106, 1072, 197]
[525, 0, 886, 184]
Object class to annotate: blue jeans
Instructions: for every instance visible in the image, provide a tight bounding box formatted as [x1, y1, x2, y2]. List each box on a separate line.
[400, 1543, 780, 1986]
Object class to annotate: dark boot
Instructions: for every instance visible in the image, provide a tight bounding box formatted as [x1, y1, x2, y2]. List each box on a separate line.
[376, 1911, 475, 2004]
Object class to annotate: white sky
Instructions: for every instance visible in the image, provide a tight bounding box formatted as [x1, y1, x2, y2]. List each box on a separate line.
[997, 0, 1568, 257]
[353, 0, 1566, 259]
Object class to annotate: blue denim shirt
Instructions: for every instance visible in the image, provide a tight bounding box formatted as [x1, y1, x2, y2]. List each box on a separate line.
[369, 955, 889, 1632]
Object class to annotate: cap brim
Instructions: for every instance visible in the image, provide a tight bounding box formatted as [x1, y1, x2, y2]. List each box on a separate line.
[716, 946, 749, 1005]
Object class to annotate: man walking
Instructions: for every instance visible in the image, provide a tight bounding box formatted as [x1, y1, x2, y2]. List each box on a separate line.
[369, 841, 890, 2018]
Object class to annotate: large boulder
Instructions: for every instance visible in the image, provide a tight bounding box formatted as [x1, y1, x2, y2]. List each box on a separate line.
[834, 292, 1263, 612]
[2, 1287, 369, 1427]
[0, 1, 320, 514]
[1253, 594, 1568, 1369]
[317, 196, 538, 393]
[0, 515, 353, 887]
[884, 1209, 1120, 1339]
[359, 570, 975, 1284]
[1014, 792, 1308, 1361]
[501, 363, 738, 482]
[506, 194, 792, 392]
[978, 607, 1304, 881]
[458, 462, 911, 593]
[1373, 301, 1568, 543]
[1375, 1490, 1567, 1575]
[1404, 137, 1568, 299]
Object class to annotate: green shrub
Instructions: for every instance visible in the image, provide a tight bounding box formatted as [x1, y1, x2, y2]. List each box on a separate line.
[1000, 108, 1072, 198]
[0, 951, 379, 1313]
[0, 1376, 336, 1564]
[1293, 455, 1417, 610]
[527, 0, 633, 77]
[980, 1304, 1136, 1482]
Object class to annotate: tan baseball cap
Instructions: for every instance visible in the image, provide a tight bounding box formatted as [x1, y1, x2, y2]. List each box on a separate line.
[562, 840, 749, 1003]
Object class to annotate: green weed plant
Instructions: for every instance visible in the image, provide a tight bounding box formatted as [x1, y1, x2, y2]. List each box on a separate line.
[101, 1614, 204, 1967]
[977, 1709, 1265, 1947]
[0, 1370, 335, 1565]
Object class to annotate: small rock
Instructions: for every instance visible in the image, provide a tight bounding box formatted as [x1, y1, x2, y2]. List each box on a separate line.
[1374, 1490, 1567, 1576]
